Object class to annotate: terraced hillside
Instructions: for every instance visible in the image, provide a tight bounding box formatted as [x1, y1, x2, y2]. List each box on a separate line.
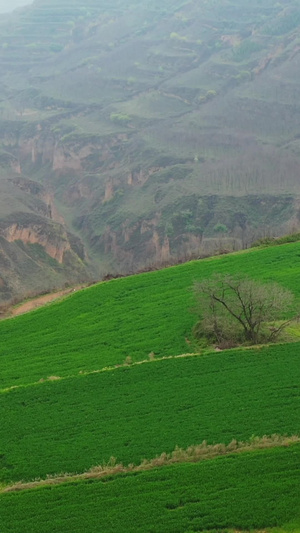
[1, 0, 300, 298]
[1, 242, 300, 531]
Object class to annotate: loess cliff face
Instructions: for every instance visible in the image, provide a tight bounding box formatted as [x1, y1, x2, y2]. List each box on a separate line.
[0, 0, 300, 294]
[4, 122, 300, 279]
[0, 174, 92, 303]
[0, 228, 90, 305]
[1, 222, 70, 263]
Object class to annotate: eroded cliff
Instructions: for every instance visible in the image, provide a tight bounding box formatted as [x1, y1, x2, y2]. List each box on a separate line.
[0, 0, 300, 295]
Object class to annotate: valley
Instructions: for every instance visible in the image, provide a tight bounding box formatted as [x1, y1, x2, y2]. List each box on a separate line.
[0, 1, 300, 299]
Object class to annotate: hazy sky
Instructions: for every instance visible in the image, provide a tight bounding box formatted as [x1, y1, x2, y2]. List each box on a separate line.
[0, 0, 32, 13]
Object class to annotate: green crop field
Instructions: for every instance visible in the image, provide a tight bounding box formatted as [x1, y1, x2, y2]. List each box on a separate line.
[1, 242, 300, 390]
[1, 342, 300, 483]
[2, 242, 300, 531]
[1, 445, 300, 533]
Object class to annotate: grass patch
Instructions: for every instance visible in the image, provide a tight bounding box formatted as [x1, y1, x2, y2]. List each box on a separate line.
[1, 344, 300, 483]
[1, 445, 300, 532]
[3, 434, 299, 493]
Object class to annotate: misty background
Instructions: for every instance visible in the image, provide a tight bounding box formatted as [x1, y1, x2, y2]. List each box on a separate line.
[0, 0, 31, 13]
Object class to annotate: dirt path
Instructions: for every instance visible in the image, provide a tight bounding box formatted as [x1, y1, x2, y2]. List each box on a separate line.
[10, 285, 86, 317]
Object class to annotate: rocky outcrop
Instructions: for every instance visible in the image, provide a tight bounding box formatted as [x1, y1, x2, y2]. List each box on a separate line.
[0, 234, 91, 305]
[0, 207, 91, 302]
[151, 231, 171, 263]
[10, 178, 66, 224]
[52, 143, 92, 172]
[97, 217, 203, 271]
[66, 182, 94, 204]
[1, 222, 71, 263]
[10, 177, 44, 196]
[104, 179, 115, 202]
[5, 128, 131, 178]
[127, 167, 162, 187]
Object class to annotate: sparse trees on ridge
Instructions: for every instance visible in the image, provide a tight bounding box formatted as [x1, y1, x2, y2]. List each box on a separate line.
[192, 274, 297, 347]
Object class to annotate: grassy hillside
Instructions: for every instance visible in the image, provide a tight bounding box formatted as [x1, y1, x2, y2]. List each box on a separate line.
[1, 242, 300, 531]
[1, 241, 300, 389]
[1, 445, 300, 533]
[1, 344, 300, 483]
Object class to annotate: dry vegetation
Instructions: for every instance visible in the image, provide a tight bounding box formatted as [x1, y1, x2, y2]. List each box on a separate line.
[3, 434, 299, 494]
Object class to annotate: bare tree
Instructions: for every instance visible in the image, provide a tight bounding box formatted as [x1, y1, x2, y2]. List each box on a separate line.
[193, 274, 296, 346]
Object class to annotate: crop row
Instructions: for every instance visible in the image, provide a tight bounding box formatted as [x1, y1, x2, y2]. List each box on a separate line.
[1, 445, 300, 532]
[1, 343, 300, 483]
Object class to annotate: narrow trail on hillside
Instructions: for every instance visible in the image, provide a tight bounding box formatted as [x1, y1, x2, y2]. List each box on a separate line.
[0, 352, 201, 393]
[8, 284, 89, 318]
[0, 343, 283, 394]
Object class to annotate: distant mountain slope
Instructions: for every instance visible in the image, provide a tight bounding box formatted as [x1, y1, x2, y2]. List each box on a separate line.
[0, 0, 31, 13]
[1, 0, 300, 295]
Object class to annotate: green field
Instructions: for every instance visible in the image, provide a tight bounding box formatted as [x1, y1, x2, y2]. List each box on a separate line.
[1, 242, 300, 390]
[1, 342, 300, 483]
[2, 242, 300, 530]
[1, 445, 300, 533]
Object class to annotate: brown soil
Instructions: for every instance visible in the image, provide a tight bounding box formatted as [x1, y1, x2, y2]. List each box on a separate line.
[10, 286, 86, 317]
